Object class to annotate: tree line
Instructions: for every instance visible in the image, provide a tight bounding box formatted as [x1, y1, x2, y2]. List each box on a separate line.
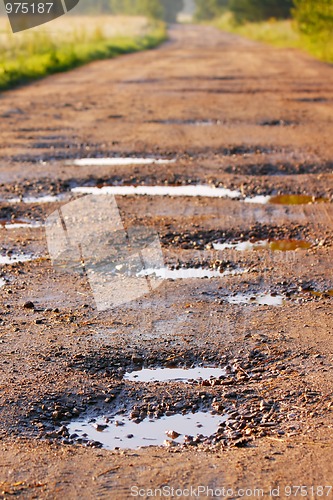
[73, 0, 184, 23]
[194, 0, 333, 37]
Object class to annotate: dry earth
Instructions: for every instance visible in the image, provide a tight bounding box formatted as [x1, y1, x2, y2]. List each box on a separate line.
[0, 25, 332, 499]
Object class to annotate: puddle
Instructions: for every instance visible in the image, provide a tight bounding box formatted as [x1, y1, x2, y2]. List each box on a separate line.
[137, 267, 244, 279]
[124, 367, 226, 383]
[269, 194, 329, 205]
[213, 239, 311, 252]
[0, 219, 42, 229]
[0, 254, 36, 265]
[226, 293, 284, 306]
[71, 158, 175, 167]
[4, 194, 69, 204]
[304, 289, 333, 298]
[244, 194, 329, 205]
[72, 185, 241, 199]
[147, 119, 220, 126]
[68, 411, 226, 450]
[244, 195, 271, 204]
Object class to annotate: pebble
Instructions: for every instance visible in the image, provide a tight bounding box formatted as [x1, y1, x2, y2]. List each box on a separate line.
[23, 301, 35, 309]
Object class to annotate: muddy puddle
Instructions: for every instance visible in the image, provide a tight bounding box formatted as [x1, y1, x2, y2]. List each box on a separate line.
[0, 253, 36, 265]
[137, 267, 244, 279]
[147, 119, 221, 126]
[0, 219, 42, 229]
[71, 158, 175, 167]
[68, 411, 227, 450]
[124, 367, 226, 383]
[225, 293, 285, 306]
[213, 239, 312, 252]
[245, 194, 329, 205]
[72, 184, 241, 199]
[3, 194, 70, 204]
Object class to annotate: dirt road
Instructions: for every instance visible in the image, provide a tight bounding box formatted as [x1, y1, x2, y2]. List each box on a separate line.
[0, 25, 332, 498]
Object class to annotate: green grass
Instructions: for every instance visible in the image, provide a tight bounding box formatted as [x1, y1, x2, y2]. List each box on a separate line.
[215, 12, 333, 64]
[0, 19, 167, 90]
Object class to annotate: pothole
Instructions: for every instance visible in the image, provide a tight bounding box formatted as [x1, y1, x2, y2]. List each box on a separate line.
[213, 239, 312, 252]
[0, 219, 42, 229]
[259, 119, 296, 127]
[0, 253, 36, 265]
[70, 158, 175, 167]
[146, 119, 220, 126]
[225, 293, 285, 306]
[3, 194, 70, 204]
[67, 411, 227, 450]
[245, 194, 330, 205]
[72, 184, 241, 199]
[124, 367, 226, 383]
[137, 266, 245, 280]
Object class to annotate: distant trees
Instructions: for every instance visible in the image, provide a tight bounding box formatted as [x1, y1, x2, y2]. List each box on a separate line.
[194, 0, 229, 21]
[293, 0, 333, 36]
[109, 0, 183, 22]
[228, 0, 293, 23]
[71, 0, 184, 21]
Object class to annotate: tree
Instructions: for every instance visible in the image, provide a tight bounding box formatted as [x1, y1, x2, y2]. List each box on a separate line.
[161, 0, 185, 23]
[293, 0, 333, 36]
[110, 0, 183, 22]
[229, 0, 293, 23]
[194, 0, 228, 20]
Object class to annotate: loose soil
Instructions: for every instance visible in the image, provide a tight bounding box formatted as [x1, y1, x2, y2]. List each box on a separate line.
[0, 25, 332, 499]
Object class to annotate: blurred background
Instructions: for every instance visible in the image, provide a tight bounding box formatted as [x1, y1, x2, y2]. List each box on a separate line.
[0, 0, 332, 91]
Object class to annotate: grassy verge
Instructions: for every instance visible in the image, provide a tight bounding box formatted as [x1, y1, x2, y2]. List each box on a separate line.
[215, 12, 333, 64]
[0, 17, 167, 90]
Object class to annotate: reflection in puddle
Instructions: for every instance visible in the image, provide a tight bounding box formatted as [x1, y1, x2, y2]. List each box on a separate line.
[306, 289, 333, 298]
[71, 158, 175, 167]
[68, 412, 226, 450]
[124, 367, 226, 383]
[4, 194, 69, 204]
[0, 254, 35, 265]
[269, 194, 329, 205]
[0, 219, 42, 229]
[72, 185, 241, 199]
[213, 239, 311, 252]
[226, 293, 284, 306]
[147, 119, 220, 126]
[137, 267, 244, 279]
[245, 194, 329, 205]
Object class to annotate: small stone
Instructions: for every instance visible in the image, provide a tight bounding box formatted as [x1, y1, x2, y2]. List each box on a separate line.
[165, 430, 181, 439]
[93, 423, 108, 431]
[23, 301, 35, 309]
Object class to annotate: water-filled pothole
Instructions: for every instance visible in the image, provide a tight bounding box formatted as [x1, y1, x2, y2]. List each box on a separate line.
[245, 194, 329, 205]
[269, 194, 329, 205]
[71, 158, 175, 167]
[137, 267, 244, 279]
[213, 239, 312, 252]
[0, 219, 42, 229]
[146, 119, 220, 126]
[72, 184, 241, 199]
[225, 293, 284, 306]
[0, 254, 35, 265]
[124, 367, 226, 383]
[68, 411, 227, 450]
[3, 194, 69, 204]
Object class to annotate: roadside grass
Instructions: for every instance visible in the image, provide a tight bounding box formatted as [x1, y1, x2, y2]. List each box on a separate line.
[215, 13, 333, 64]
[0, 16, 167, 90]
